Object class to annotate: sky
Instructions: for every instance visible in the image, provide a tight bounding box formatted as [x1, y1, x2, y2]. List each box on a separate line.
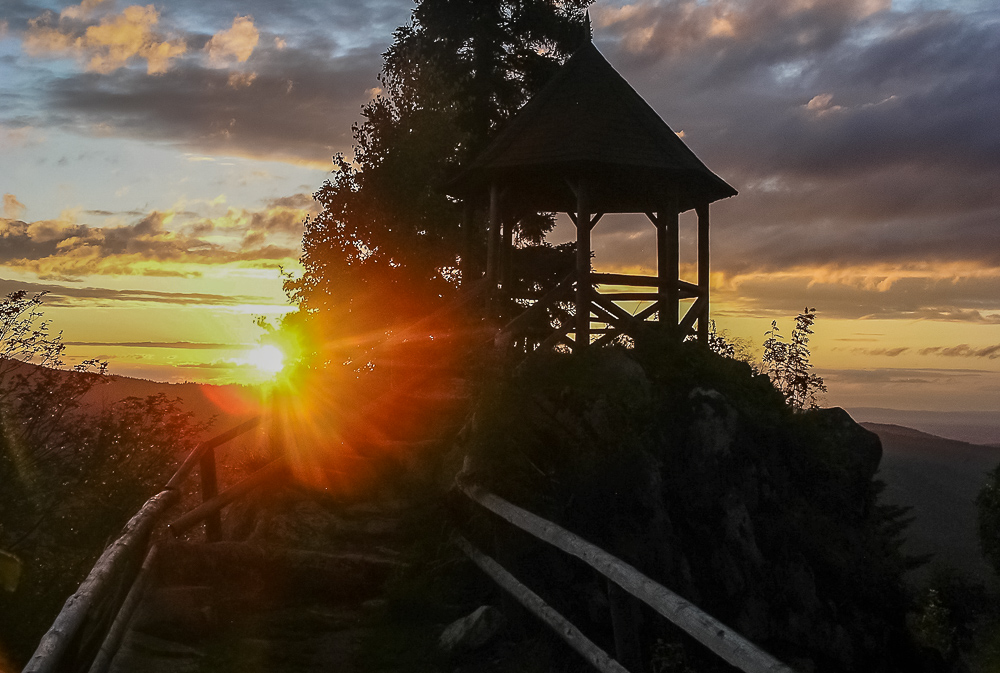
[0, 0, 998, 412]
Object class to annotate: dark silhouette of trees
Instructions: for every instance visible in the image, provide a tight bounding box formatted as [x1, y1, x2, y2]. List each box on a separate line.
[285, 0, 592, 358]
[977, 463, 1000, 577]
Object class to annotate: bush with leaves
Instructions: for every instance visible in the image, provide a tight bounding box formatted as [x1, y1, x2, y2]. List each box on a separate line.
[0, 291, 210, 665]
[762, 308, 827, 409]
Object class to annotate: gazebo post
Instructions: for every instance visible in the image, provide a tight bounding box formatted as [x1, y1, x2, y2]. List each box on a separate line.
[461, 200, 476, 284]
[657, 188, 679, 335]
[486, 182, 501, 308]
[575, 181, 591, 349]
[696, 203, 710, 343]
[501, 214, 515, 293]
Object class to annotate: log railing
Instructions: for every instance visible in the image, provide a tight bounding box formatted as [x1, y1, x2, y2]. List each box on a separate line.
[453, 470, 797, 673]
[498, 272, 706, 354]
[24, 416, 273, 673]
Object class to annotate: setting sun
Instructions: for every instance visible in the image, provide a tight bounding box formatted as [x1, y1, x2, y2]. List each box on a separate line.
[246, 345, 285, 375]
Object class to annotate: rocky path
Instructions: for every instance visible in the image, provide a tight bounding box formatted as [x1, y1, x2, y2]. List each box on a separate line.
[108, 493, 421, 673]
[104, 319, 503, 673]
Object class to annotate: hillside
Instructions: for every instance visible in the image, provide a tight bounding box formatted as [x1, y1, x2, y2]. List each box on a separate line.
[81, 373, 263, 430]
[850, 407, 1000, 446]
[863, 422, 1000, 587]
[6, 359, 264, 435]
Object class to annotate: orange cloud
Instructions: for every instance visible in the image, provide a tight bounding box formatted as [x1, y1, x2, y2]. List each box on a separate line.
[23, 4, 187, 75]
[60, 0, 112, 20]
[593, 0, 891, 57]
[2, 194, 25, 219]
[227, 71, 258, 89]
[0, 199, 310, 279]
[204, 16, 259, 68]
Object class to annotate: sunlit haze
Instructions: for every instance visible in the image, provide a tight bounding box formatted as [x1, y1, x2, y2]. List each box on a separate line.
[0, 0, 998, 412]
[244, 345, 285, 376]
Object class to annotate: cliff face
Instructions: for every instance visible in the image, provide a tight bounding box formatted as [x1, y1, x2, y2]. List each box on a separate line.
[464, 338, 922, 673]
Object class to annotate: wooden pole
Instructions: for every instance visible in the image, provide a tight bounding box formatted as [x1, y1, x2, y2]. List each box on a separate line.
[456, 480, 797, 673]
[166, 416, 260, 490]
[199, 446, 221, 542]
[608, 579, 645, 673]
[696, 204, 710, 343]
[575, 182, 591, 349]
[170, 458, 289, 537]
[87, 545, 161, 673]
[656, 191, 679, 334]
[461, 200, 476, 283]
[24, 490, 178, 673]
[486, 183, 501, 309]
[454, 536, 630, 673]
[501, 214, 515, 295]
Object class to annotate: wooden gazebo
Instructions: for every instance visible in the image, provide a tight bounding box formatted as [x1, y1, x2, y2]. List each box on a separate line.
[447, 41, 736, 349]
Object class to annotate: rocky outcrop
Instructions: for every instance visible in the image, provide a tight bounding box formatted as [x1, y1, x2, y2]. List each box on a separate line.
[463, 341, 921, 673]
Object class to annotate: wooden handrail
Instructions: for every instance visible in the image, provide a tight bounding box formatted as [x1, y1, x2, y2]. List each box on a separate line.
[24, 490, 178, 673]
[168, 458, 289, 537]
[591, 274, 702, 297]
[166, 416, 262, 490]
[456, 478, 797, 673]
[454, 535, 629, 673]
[592, 272, 659, 287]
[28, 416, 271, 673]
[87, 545, 161, 673]
[497, 271, 576, 342]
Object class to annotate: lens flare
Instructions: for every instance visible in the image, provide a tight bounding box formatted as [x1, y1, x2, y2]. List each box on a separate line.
[246, 344, 285, 374]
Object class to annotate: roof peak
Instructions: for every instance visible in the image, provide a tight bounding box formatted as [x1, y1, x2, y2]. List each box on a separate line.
[446, 38, 736, 212]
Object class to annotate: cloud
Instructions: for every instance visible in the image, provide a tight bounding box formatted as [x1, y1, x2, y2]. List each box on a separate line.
[593, 0, 890, 63]
[64, 340, 255, 349]
[2, 194, 25, 219]
[0, 276, 271, 307]
[920, 344, 1000, 359]
[820, 366, 993, 386]
[844, 346, 910, 357]
[705, 265, 1000, 323]
[584, 1, 1000, 288]
[60, 0, 113, 21]
[205, 15, 259, 67]
[0, 197, 308, 279]
[227, 71, 257, 88]
[36, 36, 379, 165]
[23, 3, 188, 74]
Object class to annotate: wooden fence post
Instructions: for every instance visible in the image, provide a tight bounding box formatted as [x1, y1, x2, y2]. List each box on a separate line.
[608, 579, 645, 673]
[199, 446, 222, 542]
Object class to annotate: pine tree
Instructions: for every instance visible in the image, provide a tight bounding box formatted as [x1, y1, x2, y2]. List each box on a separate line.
[285, 1, 592, 358]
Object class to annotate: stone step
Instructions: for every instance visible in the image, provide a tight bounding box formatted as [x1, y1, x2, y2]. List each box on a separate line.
[153, 542, 405, 604]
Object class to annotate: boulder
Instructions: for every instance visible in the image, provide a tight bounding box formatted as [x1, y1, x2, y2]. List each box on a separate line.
[438, 605, 506, 653]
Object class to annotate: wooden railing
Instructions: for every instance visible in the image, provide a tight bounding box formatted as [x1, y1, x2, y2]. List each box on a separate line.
[496, 271, 707, 355]
[24, 416, 277, 673]
[453, 469, 797, 673]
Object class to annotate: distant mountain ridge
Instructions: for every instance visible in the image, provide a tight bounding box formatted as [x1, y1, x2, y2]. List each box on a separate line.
[5, 360, 262, 435]
[849, 406, 1000, 446]
[863, 420, 1000, 587]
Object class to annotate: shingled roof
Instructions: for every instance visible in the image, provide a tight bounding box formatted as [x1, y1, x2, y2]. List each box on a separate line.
[446, 41, 737, 213]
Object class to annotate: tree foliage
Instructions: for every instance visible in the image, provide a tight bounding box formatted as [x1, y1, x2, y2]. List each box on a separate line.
[762, 308, 827, 410]
[977, 462, 1000, 578]
[704, 319, 757, 369]
[285, 0, 592, 356]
